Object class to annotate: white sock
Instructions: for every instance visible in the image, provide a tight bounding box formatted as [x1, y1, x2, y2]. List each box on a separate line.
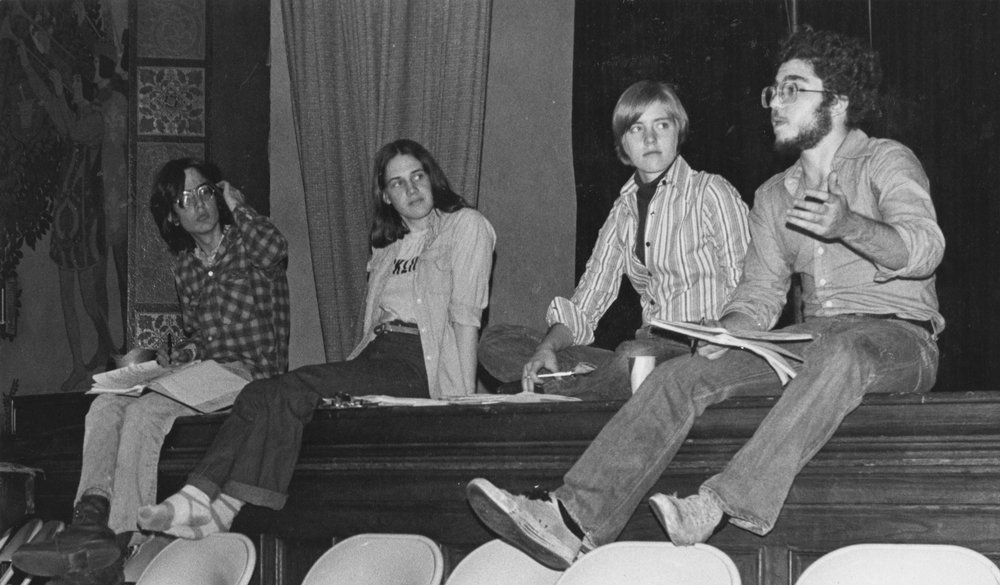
[137, 485, 212, 533]
[166, 494, 245, 540]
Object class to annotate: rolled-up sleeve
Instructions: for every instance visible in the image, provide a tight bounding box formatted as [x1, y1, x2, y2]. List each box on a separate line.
[448, 210, 496, 327]
[546, 200, 630, 345]
[867, 144, 945, 280]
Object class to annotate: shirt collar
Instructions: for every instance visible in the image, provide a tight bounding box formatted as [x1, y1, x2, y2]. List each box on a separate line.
[784, 128, 869, 194]
[621, 155, 692, 199]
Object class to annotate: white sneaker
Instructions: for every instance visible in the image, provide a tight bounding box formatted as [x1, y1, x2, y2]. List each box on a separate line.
[648, 492, 723, 545]
[467, 478, 582, 569]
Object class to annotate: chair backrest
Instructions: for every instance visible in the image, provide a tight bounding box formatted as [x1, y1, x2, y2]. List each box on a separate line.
[445, 540, 562, 585]
[795, 543, 1000, 585]
[124, 535, 174, 583]
[556, 541, 741, 585]
[301, 533, 444, 585]
[136, 532, 256, 585]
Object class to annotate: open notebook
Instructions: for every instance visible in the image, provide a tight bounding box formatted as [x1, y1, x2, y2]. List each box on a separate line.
[648, 319, 814, 386]
[89, 360, 250, 413]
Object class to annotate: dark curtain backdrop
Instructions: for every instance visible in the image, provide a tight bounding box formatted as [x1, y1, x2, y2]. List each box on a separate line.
[280, 0, 491, 361]
[573, 0, 1000, 391]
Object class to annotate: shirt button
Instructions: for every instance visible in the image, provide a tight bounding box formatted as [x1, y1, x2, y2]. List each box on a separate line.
[824, 301, 833, 308]
[425, 355, 432, 360]
[819, 279, 827, 286]
[817, 247, 825, 255]
[207, 335, 214, 341]
[646, 242, 651, 247]
[208, 271, 214, 276]
[417, 299, 422, 304]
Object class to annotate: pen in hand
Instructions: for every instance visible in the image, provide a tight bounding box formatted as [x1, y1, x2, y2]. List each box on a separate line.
[690, 317, 706, 356]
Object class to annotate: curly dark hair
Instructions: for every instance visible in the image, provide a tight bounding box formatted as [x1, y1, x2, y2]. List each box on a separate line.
[777, 26, 883, 128]
[149, 158, 234, 255]
[370, 139, 468, 249]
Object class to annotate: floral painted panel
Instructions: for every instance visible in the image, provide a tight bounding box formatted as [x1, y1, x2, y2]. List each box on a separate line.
[137, 66, 206, 136]
[136, 0, 206, 60]
[135, 312, 182, 351]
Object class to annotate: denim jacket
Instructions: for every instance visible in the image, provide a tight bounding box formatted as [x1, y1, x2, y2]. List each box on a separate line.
[349, 208, 496, 398]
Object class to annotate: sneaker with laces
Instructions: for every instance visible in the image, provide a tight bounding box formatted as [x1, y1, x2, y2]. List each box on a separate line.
[467, 478, 583, 570]
[648, 491, 723, 546]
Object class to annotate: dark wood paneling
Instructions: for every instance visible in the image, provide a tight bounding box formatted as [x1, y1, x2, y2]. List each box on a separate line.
[10, 391, 1000, 584]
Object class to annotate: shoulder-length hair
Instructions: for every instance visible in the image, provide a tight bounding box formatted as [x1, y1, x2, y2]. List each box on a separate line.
[612, 80, 690, 165]
[370, 139, 468, 248]
[149, 158, 234, 255]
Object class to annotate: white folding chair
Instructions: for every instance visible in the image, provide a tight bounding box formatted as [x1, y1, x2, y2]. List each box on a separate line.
[556, 541, 741, 585]
[123, 535, 174, 583]
[301, 533, 444, 585]
[136, 532, 256, 585]
[445, 539, 562, 585]
[0, 519, 44, 585]
[795, 543, 1000, 585]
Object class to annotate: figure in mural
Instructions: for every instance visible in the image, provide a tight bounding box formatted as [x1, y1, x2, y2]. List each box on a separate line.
[90, 36, 129, 356]
[17, 41, 117, 392]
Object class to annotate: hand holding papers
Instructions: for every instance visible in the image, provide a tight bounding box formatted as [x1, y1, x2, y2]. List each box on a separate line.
[648, 319, 814, 386]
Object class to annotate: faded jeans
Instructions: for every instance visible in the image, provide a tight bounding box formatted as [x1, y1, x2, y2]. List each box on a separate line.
[78, 393, 197, 534]
[479, 324, 689, 400]
[553, 316, 939, 545]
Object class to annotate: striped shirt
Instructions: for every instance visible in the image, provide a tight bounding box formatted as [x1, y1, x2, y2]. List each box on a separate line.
[547, 156, 750, 346]
[174, 204, 290, 380]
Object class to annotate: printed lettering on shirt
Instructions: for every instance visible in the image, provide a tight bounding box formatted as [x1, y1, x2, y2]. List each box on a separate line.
[393, 257, 419, 275]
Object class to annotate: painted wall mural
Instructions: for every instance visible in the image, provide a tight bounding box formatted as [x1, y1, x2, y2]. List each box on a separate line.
[0, 0, 129, 392]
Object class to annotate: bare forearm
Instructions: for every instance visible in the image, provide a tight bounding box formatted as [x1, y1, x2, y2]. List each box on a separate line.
[454, 323, 480, 394]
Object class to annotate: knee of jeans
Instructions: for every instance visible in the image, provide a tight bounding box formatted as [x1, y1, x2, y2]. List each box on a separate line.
[614, 339, 653, 358]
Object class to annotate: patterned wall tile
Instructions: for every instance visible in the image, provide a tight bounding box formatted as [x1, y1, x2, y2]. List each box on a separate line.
[137, 0, 206, 60]
[131, 142, 205, 308]
[135, 312, 183, 350]
[137, 67, 206, 136]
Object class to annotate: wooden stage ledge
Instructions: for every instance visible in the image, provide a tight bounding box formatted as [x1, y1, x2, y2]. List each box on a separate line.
[6, 390, 1000, 584]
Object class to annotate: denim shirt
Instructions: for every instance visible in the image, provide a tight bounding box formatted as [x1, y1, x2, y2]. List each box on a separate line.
[725, 129, 945, 335]
[350, 208, 496, 398]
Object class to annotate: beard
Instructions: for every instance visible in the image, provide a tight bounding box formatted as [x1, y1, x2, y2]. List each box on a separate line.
[775, 104, 833, 156]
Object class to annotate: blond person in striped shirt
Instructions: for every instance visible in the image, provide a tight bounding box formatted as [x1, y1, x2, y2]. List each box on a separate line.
[479, 80, 750, 400]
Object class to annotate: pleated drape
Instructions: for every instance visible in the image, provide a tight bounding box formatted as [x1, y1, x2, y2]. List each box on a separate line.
[280, 0, 492, 360]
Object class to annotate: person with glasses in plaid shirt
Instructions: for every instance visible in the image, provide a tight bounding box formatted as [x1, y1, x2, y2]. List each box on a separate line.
[15, 158, 290, 585]
[467, 27, 943, 570]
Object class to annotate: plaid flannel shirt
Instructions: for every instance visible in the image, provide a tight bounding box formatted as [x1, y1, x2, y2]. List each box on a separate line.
[174, 204, 290, 379]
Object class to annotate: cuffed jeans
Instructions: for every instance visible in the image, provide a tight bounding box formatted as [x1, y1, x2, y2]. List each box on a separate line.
[553, 316, 939, 545]
[479, 324, 689, 400]
[78, 393, 197, 534]
[187, 332, 428, 510]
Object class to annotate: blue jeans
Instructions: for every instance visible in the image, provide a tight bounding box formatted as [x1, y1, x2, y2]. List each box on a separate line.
[479, 324, 689, 400]
[78, 393, 197, 534]
[187, 332, 428, 510]
[553, 316, 938, 545]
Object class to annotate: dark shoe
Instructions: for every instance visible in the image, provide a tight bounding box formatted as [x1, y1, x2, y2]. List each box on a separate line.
[466, 478, 583, 570]
[12, 495, 123, 577]
[51, 556, 125, 585]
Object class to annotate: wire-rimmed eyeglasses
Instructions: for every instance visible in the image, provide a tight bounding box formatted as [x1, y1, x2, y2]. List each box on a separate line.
[175, 183, 219, 209]
[761, 82, 833, 108]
